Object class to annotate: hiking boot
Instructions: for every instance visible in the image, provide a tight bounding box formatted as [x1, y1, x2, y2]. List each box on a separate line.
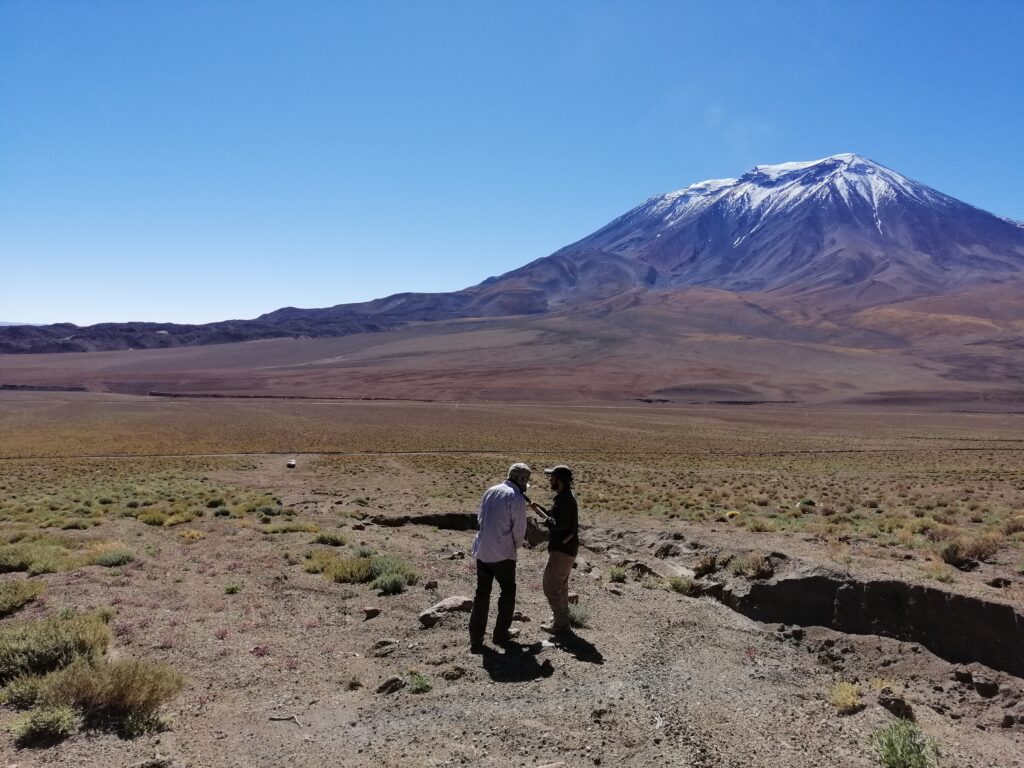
[492, 628, 520, 644]
[470, 641, 485, 654]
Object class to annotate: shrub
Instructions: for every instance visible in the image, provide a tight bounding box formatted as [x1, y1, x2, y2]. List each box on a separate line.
[372, 573, 407, 595]
[828, 681, 863, 714]
[2, 672, 51, 707]
[89, 547, 135, 568]
[261, 522, 318, 534]
[206, 498, 225, 509]
[408, 672, 431, 693]
[1003, 516, 1024, 536]
[47, 657, 184, 732]
[324, 557, 373, 584]
[224, 584, 241, 595]
[178, 529, 204, 542]
[314, 532, 347, 547]
[567, 603, 590, 629]
[0, 612, 112, 683]
[870, 720, 939, 768]
[12, 704, 81, 745]
[354, 545, 377, 558]
[137, 511, 168, 526]
[368, 556, 418, 586]
[667, 576, 696, 595]
[0, 541, 72, 575]
[731, 553, 774, 580]
[608, 566, 627, 583]
[303, 549, 337, 574]
[163, 510, 197, 527]
[962, 534, 1002, 562]
[0, 580, 45, 617]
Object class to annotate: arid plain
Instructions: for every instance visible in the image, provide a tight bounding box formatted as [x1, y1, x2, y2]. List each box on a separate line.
[1, 387, 1022, 767]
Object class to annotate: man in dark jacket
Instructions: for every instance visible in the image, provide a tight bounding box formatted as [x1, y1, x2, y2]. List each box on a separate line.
[529, 464, 579, 635]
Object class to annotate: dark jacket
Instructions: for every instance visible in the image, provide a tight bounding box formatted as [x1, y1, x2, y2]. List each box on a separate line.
[544, 488, 578, 557]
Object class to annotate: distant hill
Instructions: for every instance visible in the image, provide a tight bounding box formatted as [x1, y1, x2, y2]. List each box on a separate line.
[3, 153, 1023, 356]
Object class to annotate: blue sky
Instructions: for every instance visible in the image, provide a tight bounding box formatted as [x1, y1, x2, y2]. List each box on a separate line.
[2, 1, 1022, 325]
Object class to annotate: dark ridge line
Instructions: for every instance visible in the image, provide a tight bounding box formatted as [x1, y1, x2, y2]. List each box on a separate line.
[147, 391, 438, 403]
[1, 446, 1022, 462]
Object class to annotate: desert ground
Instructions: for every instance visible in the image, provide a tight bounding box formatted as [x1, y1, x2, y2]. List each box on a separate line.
[0, 392, 1022, 767]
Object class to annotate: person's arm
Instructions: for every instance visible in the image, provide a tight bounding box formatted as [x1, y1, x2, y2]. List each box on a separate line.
[543, 496, 572, 533]
[511, 495, 527, 551]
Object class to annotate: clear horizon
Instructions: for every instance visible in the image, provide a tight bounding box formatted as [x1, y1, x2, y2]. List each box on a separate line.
[2, 1, 1023, 326]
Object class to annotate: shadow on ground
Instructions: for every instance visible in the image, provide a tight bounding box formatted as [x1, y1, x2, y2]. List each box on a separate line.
[481, 643, 556, 682]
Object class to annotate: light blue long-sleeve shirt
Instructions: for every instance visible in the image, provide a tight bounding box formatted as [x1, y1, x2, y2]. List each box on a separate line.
[471, 480, 527, 563]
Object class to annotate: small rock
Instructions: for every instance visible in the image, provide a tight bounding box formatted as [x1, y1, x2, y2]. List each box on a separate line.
[351, 522, 365, 531]
[986, 577, 1011, 589]
[362, 607, 381, 620]
[878, 689, 915, 721]
[1000, 714, 1016, 728]
[567, 592, 580, 605]
[376, 676, 406, 694]
[424, 580, 439, 590]
[607, 586, 622, 596]
[418, 595, 473, 627]
[371, 639, 398, 657]
[512, 610, 530, 622]
[953, 667, 973, 685]
[442, 666, 466, 681]
[654, 543, 681, 559]
[974, 677, 1000, 698]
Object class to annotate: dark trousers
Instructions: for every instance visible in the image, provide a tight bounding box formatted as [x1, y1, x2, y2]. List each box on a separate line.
[469, 558, 516, 642]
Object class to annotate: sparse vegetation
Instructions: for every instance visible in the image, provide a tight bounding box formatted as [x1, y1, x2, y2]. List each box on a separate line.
[314, 532, 347, 546]
[608, 566, 627, 583]
[0, 611, 112, 683]
[12, 704, 81, 745]
[730, 553, 774, 580]
[568, 603, 590, 628]
[870, 720, 939, 768]
[667, 576, 696, 595]
[0, 579, 45, 617]
[828, 681, 863, 714]
[408, 671, 432, 693]
[261, 522, 319, 534]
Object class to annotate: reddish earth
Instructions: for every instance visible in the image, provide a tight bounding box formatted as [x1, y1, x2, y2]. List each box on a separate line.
[1, 284, 1022, 407]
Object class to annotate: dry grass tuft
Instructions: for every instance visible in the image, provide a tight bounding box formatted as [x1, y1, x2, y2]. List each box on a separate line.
[828, 681, 863, 715]
[0, 611, 112, 683]
[0, 579, 45, 617]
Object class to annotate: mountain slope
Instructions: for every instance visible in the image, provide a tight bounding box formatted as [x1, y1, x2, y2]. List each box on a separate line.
[497, 153, 1024, 306]
[3, 154, 1023, 353]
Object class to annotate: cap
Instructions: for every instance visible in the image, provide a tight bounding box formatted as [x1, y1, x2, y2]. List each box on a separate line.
[544, 465, 574, 483]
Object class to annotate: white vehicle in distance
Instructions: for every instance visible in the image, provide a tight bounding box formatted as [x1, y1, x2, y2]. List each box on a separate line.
[286, 459, 297, 469]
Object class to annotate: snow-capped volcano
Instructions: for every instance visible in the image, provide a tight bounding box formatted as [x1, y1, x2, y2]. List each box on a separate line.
[5, 153, 1024, 353]
[486, 153, 1024, 305]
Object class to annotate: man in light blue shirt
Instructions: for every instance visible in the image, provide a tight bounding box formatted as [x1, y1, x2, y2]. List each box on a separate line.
[468, 463, 530, 652]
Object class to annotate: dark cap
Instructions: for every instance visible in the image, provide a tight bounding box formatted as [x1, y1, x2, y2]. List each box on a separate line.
[544, 465, 573, 483]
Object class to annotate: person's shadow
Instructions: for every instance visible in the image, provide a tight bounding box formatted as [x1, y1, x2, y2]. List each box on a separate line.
[549, 632, 604, 665]
[480, 642, 556, 682]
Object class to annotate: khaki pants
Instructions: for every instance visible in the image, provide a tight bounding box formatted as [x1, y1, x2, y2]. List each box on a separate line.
[543, 550, 576, 631]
